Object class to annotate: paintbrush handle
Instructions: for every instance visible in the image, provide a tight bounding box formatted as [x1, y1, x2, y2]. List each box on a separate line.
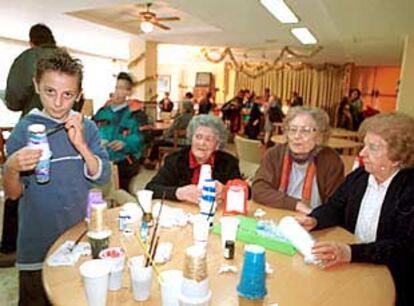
[46, 123, 66, 136]
[70, 229, 87, 252]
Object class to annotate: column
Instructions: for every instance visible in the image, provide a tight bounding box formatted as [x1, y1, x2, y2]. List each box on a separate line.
[397, 35, 414, 116]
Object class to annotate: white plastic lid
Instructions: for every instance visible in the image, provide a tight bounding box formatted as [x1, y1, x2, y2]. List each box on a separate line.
[28, 124, 46, 133]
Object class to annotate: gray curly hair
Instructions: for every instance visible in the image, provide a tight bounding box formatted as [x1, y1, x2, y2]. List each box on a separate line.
[283, 106, 331, 144]
[187, 115, 228, 150]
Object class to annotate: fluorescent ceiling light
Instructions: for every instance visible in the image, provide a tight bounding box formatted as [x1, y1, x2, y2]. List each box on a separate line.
[260, 0, 299, 24]
[291, 27, 318, 44]
[140, 21, 154, 33]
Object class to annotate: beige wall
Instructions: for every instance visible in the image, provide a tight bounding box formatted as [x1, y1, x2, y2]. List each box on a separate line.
[397, 35, 414, 116]
[157, 61, 227, 103]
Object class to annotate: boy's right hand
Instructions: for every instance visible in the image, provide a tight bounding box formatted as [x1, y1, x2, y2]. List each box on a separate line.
[7, 147, 42, 173]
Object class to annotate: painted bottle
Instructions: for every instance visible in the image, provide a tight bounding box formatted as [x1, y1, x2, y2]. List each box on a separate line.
[28, 124, 51, 184]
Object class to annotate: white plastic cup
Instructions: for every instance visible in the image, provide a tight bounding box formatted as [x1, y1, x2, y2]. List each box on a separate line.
[178, 290, 212, 306]
[181, 277, 209, 300]
[197, 165, 212, 189]
[278, 216, 316, 263]
[220, 217, 240, 248]
[79, 259, 111, 306]
[137, 190, 154, 213]
[193, 214, 210, 249]
[99, 247, 125, 291]
[160, 270, 183, 306]
[129, 256, 153, 301]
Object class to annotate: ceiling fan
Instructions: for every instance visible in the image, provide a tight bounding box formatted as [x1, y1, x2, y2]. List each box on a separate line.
[139, 3, 180, 33]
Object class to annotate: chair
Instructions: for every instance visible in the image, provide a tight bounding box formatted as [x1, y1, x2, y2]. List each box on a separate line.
[157, 128, 187, 167]
[340, 155, 356, 176]
[234, 135, 262, 181]
[96, 162, 136, 208]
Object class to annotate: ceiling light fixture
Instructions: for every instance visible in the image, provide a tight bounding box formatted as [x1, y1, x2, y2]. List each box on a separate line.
[291, 27, 317, 44]
[140, 21, 154, 33]
[260, 0, 299, 24]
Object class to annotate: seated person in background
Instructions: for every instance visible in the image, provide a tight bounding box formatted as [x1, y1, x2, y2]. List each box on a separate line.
[3, 49, 110, 305]
[349, 88, 364, 130]
[290, 91, 304, 107]
[94, 72, 143, 191]
[128, 99, 154, 154]
[297, 112, 414, 306]
[336, 96, 353, 129]
[252, 107, 344, 214]
[145, 101, 194, 168]
[198, 91, 213, 114]
[146, 114, 242, 204]
[244, 93, 262, 140]
[159, 92, 174, 113]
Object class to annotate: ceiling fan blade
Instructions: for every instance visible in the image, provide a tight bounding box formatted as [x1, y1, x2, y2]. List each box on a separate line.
[152, 21, 170, 30]
[156, 16, 180, 21]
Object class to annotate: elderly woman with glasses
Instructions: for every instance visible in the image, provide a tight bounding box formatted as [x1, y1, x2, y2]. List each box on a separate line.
[252, 106, 344, 213]
[146, 114, 242, 204]
[297, 112, 414, 306]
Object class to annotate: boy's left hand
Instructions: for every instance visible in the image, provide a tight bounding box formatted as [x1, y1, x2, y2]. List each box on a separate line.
[65, 114, 86, 152]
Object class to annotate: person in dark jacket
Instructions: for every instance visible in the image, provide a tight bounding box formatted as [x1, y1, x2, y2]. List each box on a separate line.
[146, 114, 242, 204]
[5, 24, 58, 116]
[297, 112, 414, 306]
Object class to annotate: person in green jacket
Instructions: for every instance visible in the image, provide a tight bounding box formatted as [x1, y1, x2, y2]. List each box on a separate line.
[94, 72, 143, 191]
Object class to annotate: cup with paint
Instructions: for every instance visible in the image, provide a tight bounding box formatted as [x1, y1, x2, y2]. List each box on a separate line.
[87, 230, 111, 259]
[99, 247, 125, 291]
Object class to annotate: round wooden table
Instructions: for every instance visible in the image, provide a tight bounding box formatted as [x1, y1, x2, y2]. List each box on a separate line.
[271, 135, 362, 155]
[43, 201, 395, 306]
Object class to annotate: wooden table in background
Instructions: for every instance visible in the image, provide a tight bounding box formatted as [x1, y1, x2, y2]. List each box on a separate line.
[330, 128, 359, 140]
[43, 202, 395, 306]
[271, 135, 362, 155]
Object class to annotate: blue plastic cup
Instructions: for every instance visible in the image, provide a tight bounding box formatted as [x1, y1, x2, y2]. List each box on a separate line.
[237, 245, 267, 300]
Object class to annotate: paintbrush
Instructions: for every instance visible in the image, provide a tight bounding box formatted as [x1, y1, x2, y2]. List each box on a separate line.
[46, 123, 66, 136]
[149, 236, 160, 266]
[68, 229, 87, 253]
[145, 192, 165, 267]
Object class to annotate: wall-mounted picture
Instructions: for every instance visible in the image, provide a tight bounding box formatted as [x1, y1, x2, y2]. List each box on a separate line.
[157, 75, 171, 94]
[195, 72, 213, 87]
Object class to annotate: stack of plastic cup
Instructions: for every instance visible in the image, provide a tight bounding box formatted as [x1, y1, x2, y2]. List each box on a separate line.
[237, 245, 267, 304]
[192, 214, 210, 249]
[160, 269, 183, 306]
[99, 247, 125, 291]
[197, 164, 212, 190]
[278, 216, 317, 264]
[79, 259, 111, 306]
[179, 246, 211, 306]
[199, 179, 216, 227]
[86, 189, 103, 222]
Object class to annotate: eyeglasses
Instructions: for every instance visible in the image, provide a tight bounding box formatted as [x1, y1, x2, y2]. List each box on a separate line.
[362, 142, 386, 156]
[285, 126, 318, 137]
